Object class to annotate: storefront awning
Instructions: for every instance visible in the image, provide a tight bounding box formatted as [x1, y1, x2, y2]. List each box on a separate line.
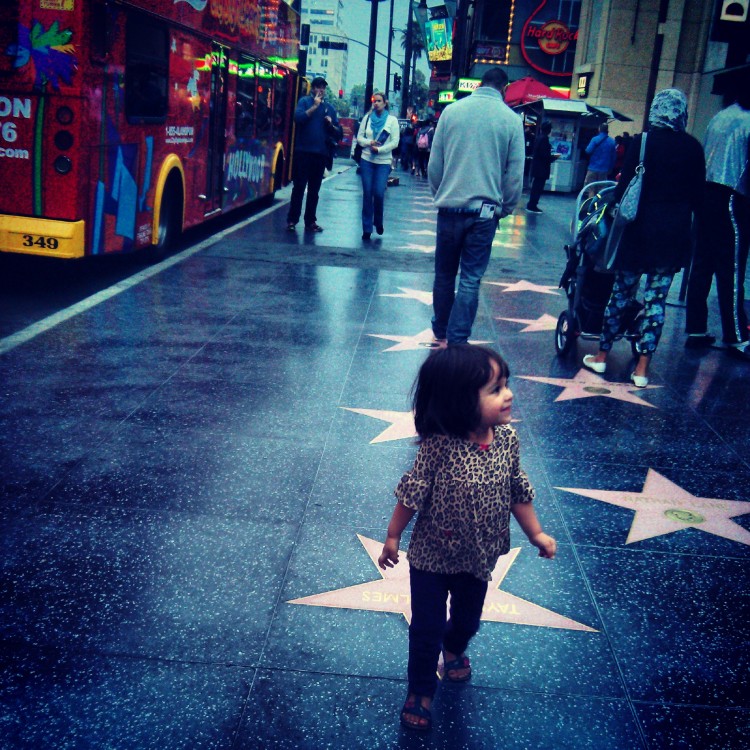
[587, 105, 633, 122]
[513, 99, 633, 122]
[514, 99, 594, 117]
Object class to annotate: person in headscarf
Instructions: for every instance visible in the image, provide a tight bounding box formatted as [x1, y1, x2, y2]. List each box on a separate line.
[355, 92, 400, 240]
[582, 88, 705, 387]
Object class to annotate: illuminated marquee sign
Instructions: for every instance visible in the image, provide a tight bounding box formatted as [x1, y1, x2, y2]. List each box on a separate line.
[438, 90, 454, 103]
[457, 77, 481, 93]
[521, 0, 581, 78]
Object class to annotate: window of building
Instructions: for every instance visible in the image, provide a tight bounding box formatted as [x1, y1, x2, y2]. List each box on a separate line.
[584, 1, 603, 63]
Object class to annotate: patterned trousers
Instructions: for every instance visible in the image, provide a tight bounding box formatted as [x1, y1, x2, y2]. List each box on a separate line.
[600, 271, 675, 354]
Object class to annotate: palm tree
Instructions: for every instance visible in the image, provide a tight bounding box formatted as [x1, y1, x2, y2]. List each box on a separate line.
[398, 27, 426, 110]
[399, 28, 426, 69]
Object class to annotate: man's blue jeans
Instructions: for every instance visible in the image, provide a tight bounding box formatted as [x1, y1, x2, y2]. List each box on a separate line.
[359, 159, 391, 232]
[432, 212, 498, 344]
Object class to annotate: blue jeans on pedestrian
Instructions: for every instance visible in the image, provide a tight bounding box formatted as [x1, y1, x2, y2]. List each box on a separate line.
[360, 158, 390, 233]
[408, 567, 488, 699]
[432, 212, 498, 344]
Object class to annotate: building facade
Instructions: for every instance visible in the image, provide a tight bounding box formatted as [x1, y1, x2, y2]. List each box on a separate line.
[300, 0, 349, 94]
[573, 0, 750, 137]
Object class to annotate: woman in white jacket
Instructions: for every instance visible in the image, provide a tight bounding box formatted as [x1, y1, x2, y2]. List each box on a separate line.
[356, 92, 400, 240]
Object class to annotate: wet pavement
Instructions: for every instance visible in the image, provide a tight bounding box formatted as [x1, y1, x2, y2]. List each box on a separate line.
[1, 160, 748, 749]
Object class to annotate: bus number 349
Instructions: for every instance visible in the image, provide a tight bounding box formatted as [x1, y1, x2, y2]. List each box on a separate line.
[22, 235, 59, 249]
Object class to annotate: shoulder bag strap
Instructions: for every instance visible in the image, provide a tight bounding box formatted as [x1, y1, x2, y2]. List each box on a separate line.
[636, 133, 647, 172]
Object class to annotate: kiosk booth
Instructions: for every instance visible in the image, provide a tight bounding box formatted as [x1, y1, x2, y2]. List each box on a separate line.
[515, 99, 632, 193]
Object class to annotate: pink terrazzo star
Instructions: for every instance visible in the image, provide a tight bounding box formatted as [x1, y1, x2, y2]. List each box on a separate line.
[497, 314, 559, 332]
[366, 328, 491, 352]
[485, 280, 560, 295]
[557, 469, 750, 545]
[289, 535, 596, 631]
[341, 408, 417, 443]
[519, 368, 662, 407]
[379, 288, 433, 305]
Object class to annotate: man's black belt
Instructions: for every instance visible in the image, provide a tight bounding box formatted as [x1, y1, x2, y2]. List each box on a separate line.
[438, 207, 482, 215]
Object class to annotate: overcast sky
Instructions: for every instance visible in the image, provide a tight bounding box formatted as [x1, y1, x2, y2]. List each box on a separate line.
[340, 0, 431, 91]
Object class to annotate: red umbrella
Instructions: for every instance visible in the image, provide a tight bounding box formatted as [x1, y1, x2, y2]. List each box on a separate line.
[504, 76, 567, 108]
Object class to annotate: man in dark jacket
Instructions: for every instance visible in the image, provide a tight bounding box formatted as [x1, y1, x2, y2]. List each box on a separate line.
[286, 77, 341, 233]
[526, 121, 557, 214]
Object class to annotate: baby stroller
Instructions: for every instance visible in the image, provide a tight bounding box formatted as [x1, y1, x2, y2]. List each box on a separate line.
[554, 181, 643, 355]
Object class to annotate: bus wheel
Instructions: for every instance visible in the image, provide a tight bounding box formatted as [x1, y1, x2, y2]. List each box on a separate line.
[155, 176, 183, 259]
[263, 157, 284, 206]
[273, 158, 284, 198]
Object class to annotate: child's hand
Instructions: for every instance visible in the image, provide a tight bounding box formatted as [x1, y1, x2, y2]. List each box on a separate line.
[378, 537, 401, 569]
[530, 532, 557, 559]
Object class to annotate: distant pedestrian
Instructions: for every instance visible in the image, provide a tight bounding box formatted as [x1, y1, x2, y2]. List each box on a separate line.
[685, 81, 750, 360]
[610, 135, 626, 180]
[286, 77, 340, 233]
[378, 344, 556, 733]
[427, 67, 525, 346]
[415, 120, 434, 178]
[356, 92, 400, 240]
[584, 123, 616, 193]
[526, 121, 558, 214]
[400, 120, 416, 173]
[582, 88, 705, 387]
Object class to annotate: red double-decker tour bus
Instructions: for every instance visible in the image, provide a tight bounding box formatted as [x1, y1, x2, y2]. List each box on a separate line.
[0, 0, 300, 259]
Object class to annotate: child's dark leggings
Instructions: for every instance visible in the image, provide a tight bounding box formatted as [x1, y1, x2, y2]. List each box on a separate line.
[408, 567, 488, 698]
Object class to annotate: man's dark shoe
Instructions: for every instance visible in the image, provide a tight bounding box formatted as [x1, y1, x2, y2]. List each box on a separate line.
[726, 344, 750, 362]
[286, 222, 297, 232]
[525, 206, 543, 214]
[305, 223, 324, 233]
[685, 334, 716, 349]
[375, 224, 384, 235]
[362, 232, 371, 240]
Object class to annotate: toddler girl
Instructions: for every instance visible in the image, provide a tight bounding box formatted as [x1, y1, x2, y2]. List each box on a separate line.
[378, 345, 556, 732]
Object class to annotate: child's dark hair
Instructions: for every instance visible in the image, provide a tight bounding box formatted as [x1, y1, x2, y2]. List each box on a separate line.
[412, 345, 510, 439]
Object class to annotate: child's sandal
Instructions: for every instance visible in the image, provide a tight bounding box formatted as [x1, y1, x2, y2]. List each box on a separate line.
[443, 653, 472, 683]
[400, 695, 432, 732]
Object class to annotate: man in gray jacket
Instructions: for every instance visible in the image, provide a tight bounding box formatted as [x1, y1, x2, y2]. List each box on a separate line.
[427, 67, 525, 346]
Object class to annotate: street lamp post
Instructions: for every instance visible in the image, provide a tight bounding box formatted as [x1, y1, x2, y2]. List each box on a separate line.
[385, 0, 395, 98]
[401, 1, 414, 117]
[364, 0, 386, 112]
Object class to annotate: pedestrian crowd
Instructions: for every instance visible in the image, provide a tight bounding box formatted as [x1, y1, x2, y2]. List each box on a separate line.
[282, 68, 749, 734]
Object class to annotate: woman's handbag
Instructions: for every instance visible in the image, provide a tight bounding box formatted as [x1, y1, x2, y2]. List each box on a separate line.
[352, 114, 370, 164]
[618, 133, 647, 222]
[602, 134, 647, 270]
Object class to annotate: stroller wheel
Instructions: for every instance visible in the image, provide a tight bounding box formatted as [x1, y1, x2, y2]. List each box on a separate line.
[555, 311, 576, 355]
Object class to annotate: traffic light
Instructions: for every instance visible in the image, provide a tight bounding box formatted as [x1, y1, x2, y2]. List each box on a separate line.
[393, 73, 401, 93]
[338, 89, 343, 99]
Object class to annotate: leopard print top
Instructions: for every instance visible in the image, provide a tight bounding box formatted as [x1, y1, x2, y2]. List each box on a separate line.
[396, 425, 534, 581]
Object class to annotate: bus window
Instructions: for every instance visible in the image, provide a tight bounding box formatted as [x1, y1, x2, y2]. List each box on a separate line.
[236, 56, 257, 138]
[125, 15, 169, 123]
[0, 5, 19, 73]
[256, 62, 274, 141]
[272, 68, 289, 142]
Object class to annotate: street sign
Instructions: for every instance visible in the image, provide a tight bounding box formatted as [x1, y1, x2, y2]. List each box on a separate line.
[318, 41, 349, 50]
